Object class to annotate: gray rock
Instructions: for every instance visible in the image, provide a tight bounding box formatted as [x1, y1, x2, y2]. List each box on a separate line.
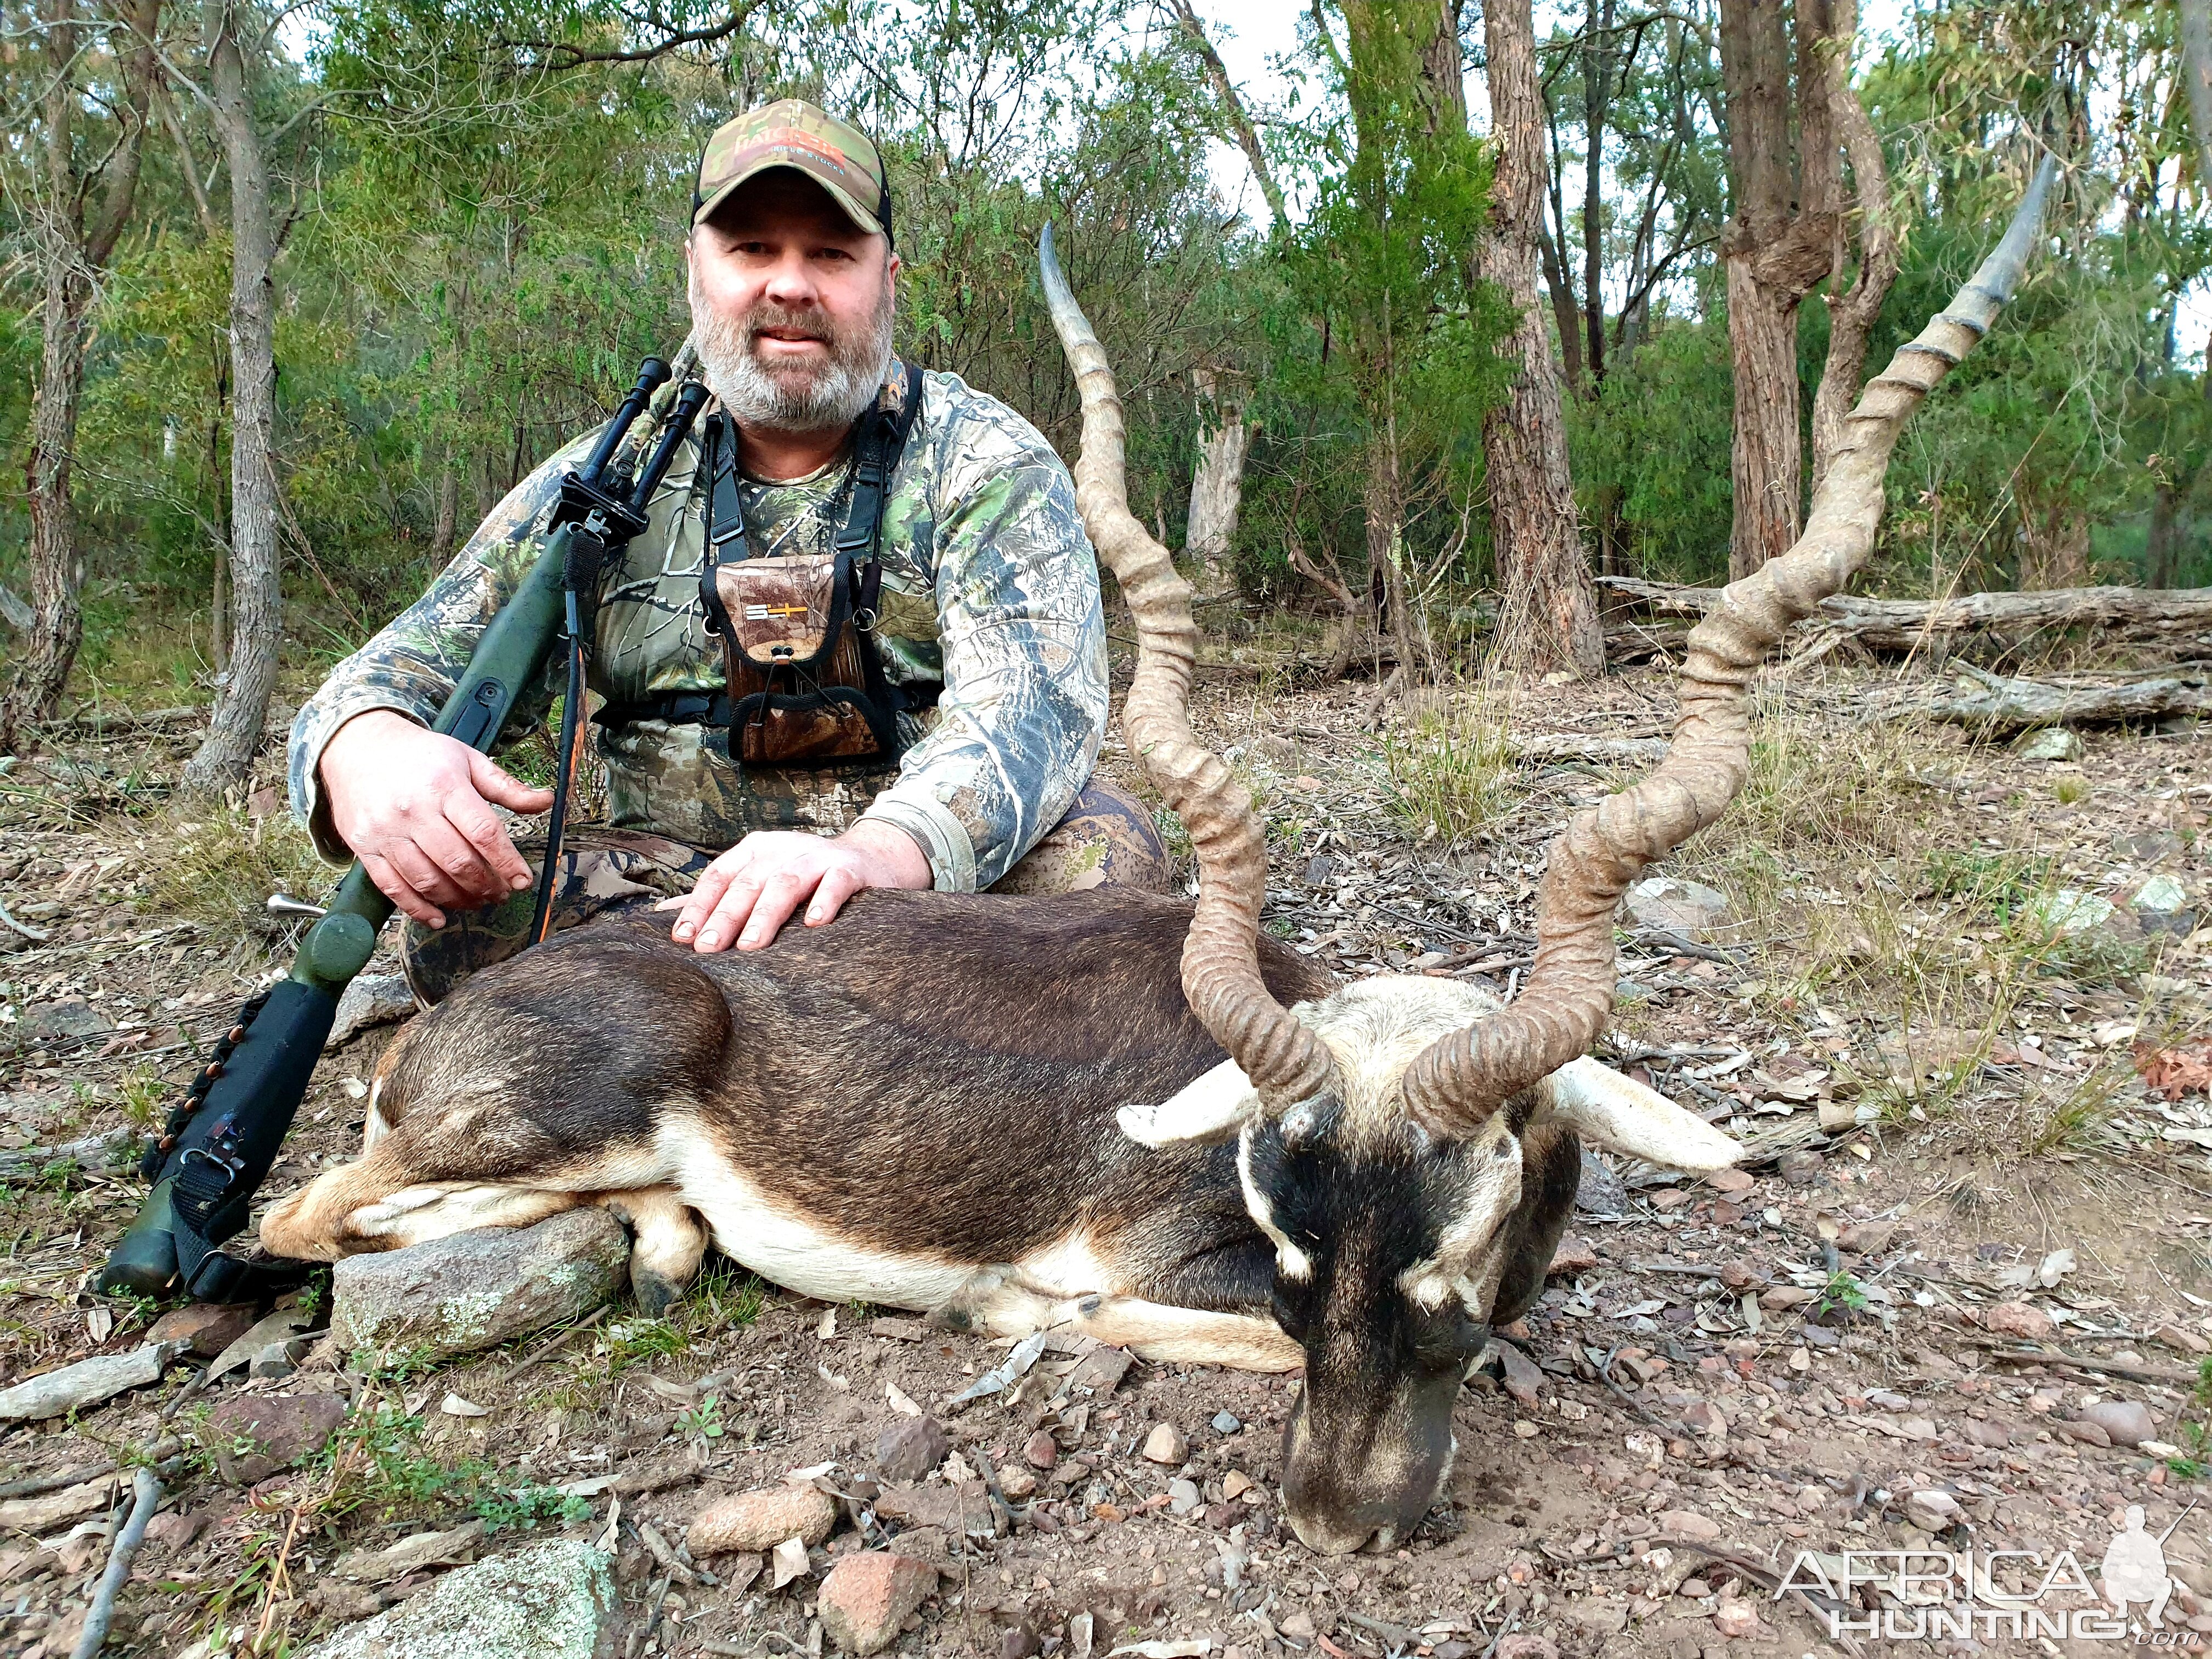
[1168, 1478, 1202, 1516]
[298, 1539, 617, 1659]
[206, 1393, 349, 1485]
[1574, 1147, 1628, 1218]
[875, 1415, 950, 1483]
[1210, 1412, 1241, 1435]
[23, 998, 112, 1042]
[251, 1337, 309, 1379]
[331, 1209, 629, 1364]
[2032, 889, 2115, 935]
[2012, 727, 2084, 763]
[2084, 1398, 2157, 1448]
[327, 973, 419, 1050]
[1625, 877, 1729, 940]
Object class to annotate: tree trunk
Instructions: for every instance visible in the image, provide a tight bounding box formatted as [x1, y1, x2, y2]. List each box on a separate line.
[1362, 412, 1419, 679]
[432, 455, 460, 561]
[1717, 0, 1841, 580]
[1184, 370, 1250, 597]
[183, 0, 281, 796]
[1169, 0, 1286, 228]
[1581, 0, 1615, 388]
[1807, 0, 1899, 497]
[1, 0, 159, 754]
[1476, 0, 1605, 675]
[2180, 0, 2212, 187]
[2147, 479, 2179, 591]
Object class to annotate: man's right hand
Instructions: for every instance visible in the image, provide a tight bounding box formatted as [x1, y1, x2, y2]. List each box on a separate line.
[319, 709, 555, 928]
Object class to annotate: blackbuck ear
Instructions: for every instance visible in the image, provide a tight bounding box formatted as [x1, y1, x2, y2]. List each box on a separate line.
[1118, 1058, 1259, 1148]
[1534, 1057, 1741, 1172]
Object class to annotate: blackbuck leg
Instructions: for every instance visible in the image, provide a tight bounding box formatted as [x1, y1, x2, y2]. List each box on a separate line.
[605, 1186, 711, 1314]
[929, 1236, 1300, 1369]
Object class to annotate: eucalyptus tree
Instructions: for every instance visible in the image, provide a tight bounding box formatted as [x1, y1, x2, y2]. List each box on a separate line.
[1, 0, 162, 752]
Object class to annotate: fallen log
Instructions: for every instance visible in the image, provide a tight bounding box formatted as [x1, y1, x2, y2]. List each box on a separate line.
[1898, 663, 2211, 733]
[1597, 575, 2212, 653]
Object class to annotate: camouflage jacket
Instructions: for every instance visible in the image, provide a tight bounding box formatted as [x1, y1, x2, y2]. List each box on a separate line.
[289, 364, 1109, 891]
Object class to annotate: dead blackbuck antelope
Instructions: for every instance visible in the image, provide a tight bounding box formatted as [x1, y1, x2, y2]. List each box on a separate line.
[264, 170, 2055, 1555]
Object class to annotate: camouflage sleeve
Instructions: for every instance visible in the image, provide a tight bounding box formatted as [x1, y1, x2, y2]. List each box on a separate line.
[859, 430, 1108, 892]
[286, 435, 594, 862]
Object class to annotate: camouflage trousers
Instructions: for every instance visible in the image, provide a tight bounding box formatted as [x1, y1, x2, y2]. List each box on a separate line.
[399, 772, 1173, 1006]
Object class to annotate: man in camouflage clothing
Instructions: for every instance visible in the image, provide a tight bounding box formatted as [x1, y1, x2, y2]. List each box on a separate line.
[290, 100, 1169, 1002]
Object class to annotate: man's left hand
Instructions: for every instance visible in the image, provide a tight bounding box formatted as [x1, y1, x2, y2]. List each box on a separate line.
[659, 820, 931, 952]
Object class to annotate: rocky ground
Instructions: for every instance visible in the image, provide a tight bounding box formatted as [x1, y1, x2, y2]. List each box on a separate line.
[2, 658, 2210, 1659]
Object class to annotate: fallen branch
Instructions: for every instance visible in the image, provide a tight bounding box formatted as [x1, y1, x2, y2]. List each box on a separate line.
[1517, 733, 1670, 766]
[0, 1126, 136, 1182]
[70, 1466, 161, 1659]
[1896, 663, 2211, 733]
[1952, 1336, 2203, 1386]
[0, 898, 50, 942]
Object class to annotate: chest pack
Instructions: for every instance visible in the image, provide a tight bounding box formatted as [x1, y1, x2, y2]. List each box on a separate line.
[696, 363, 924, 769]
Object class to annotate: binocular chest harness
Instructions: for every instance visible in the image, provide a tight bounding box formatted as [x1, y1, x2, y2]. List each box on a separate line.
[604, 362, 926, 769]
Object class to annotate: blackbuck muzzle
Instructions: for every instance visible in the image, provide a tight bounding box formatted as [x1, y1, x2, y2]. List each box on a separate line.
[260, 167, 2055, 1555]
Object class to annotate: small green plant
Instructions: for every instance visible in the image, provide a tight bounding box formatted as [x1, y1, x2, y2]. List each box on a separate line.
[600, 1317, 689, 1375]
[349, 1342, 445, 1383]
[675, 1393, 725, 1444]
[2167, 1358, 2212, 1479]
[1381, 704, 1519, 846]
[2052, 775, 2088, 805]
[1815, 1268, 1871, 1320]
[476, 1484, 592, 1534]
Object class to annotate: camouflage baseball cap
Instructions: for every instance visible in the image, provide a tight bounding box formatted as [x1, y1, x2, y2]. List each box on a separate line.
[693, 99, 893, 244]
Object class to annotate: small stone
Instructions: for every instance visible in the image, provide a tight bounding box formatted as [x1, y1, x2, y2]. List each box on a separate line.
[1279, 1612, 1317, 1640]
[2157, 1325, 2212, 1357]
[2084, 1398, 2157, 1447]
[1717, 1262, 1758, 1291]
[1959, 1418, 2017, 1448]
[1142, 1422, 1188, 1465]
[1836, 1220, 1897, 1253]
[251, 1338, 307, 1379]
[1575, 1150, 1628, 1218]
[1679, 1577, 1711, 1598]
[998, 1468, 1036, 1500]
[147, 1303, 258, 1358]
[1514, 1420, 1541, 1439]
[885, 1526, 949, 1569]
[1759, 1285, 1815, 1310]
[1497, 1343, 1546, 1409]
[1493, 1638, 1557, 1659]
[1626, 876, 1730, 939]
[1865, 1389, 1911, 1412]
[1211, 1411, 1241, 1435]
[1707, 1168, 1754, 1194]
[25, 998, 111, 1041]
[2033, 889, 2115, 934]
[1778, 1149, 1824, 1187]
[2057, 1418, 2112, 1448]
[1547, 1235, 1598, 1274]
[1222, 1471, 1252, 1500]
[1712, 1598, 1760, 1638]
[1022, 1429, 1059, 1470]
[295, 1539, 616, 1659]
[205, 1393, 348, 1485]
[2133, 874, 2189, 914]
[1680, 1401, 1726, 1438]
[330, 1209, 629, 1364]
[1798, 1323, 1841, 1350]
[2013, 727, 2084, 763]
[1983, 1301, 2056, 1341]
[876, 1415, 950, 1483]
[1169, 1478, 1201, 1516]
[143, 1510, 208, 1551]
[688, 1486, 839, 1554]
[1659, 1509, 1722, 1542]
[326, 973, 417, 1049]
[1905, 1490, 1962, 1531]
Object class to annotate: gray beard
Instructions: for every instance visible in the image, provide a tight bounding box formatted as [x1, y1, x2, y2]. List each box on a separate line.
[689, 267, 895, 438]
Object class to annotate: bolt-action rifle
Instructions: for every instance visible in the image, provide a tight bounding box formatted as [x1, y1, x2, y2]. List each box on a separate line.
[98, 354, 710, 1302]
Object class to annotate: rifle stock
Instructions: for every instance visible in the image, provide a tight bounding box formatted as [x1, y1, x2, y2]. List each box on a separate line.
[98, 360, 703, 1300]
